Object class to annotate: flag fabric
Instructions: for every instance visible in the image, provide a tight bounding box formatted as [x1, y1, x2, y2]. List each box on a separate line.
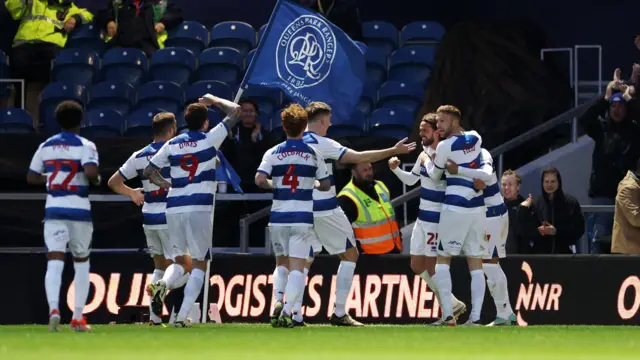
[215, 150, 243, 193]
[240, 0, 366, 122]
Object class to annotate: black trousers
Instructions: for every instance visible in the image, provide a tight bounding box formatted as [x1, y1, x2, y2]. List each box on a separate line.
[10, 42, 61, 108]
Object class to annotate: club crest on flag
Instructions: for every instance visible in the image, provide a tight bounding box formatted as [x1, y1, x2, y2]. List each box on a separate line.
[277, 15, 337, 89]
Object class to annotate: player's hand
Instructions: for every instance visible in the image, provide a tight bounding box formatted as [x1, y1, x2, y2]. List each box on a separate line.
[520, 194, 532, 207]
[107, 21, 118, 37]
[64, 17, 77, 33]
[198, 94, 216, 106]
[154, 22, 165, 33]
[388, 157, 401, 170]
[446, 159, 459, 174]
[393, 137, 417, 155]
[130, 188, 144, 206]
[472, 178, 486, 190]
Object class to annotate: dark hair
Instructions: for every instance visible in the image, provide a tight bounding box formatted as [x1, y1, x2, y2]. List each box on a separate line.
[305, 101, 331, 123]
[421, 112, 437, 131]
[152, 112, 176, 136]
[542, 167, 560, 179]
[184, 103, 208, 131]
[239, 98, 259, 115]
[55, 100, 84, 130]
[281, 103, 308, 137]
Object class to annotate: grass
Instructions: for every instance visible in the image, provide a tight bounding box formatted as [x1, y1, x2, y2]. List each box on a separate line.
[1, 324, 639, 359]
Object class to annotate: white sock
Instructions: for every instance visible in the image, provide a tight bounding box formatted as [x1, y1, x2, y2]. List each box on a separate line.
[273, 265, 289, 303]
[293, 268, 308, 322]
[419, 270, 442, 306]
[73, 261, 90, 321]
[470, 269, 486, 322]
[334, 261, 356, 317]
[162, 263, 185, 290]
[172, 272, 191, 290]
[150, 269, 164, 323]
[282, 270, 305, 315]
[45, 260, 64, 314]
[177, 268, 205, 321]
[483, 263, 513, 319]
[434, 264, 453, 318]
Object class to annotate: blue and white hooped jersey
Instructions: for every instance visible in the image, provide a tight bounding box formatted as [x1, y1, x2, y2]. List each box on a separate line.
[432, 130, 485, 213]
[28, 132, 99, 222]
[479, 148, 507, 218]
[302, 131, 347, 217]
[410, 147, 445, 223]
[258, 139, 329, 227]
[118, 142, 171, 229]
[149, 123, 228, 214]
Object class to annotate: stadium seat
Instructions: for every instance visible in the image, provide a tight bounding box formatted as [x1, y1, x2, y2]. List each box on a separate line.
[209, 21, 256, 56]
[194, 47, 243, 88]
[242, 86, 282, 116]
[0, 50, 10, 100]
[365, 48, 387, 88]
[39, 82, 87, 134]
[165, 21, 209, 55]
[245, 48, 256, 70]
[88, 81, 136, 115]
[148, 47, 196, 87]
[81, 109, 124, 138]
[355, 41, 368, 54]
[369, 107, 414, 140]
[400, 21, 445, 45]
[327, 111, 366, 137]
[377, 81, 424, 115]
[257, 113, 274, 131]
[101, 48, 148, 85]
[185, 80, 232, 106]
[0, 108, 34, 133]
[362, 21, 398, 57]
[207, 108, 223, 128]
[134, 81, 184, 114]
[358, 81, 378, 116]
[51, 49, 100, 86]
[125, 108, 166, 136]
[66, 22, 107, 54]
[388, 46, 436, 84]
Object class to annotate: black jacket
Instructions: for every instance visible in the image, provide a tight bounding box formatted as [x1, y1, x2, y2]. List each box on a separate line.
[519, 171, 585, 254]
[226, 124, 273, 193]
[505, 194, 528, 254]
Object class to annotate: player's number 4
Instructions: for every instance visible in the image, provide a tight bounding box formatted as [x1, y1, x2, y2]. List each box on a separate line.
[282, 165, 299, 193]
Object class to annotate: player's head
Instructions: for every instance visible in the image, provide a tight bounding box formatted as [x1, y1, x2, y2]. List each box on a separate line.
[419, 112, 440, 148]
[501, 169, 521, 200]
[239, 98, 259, 127]
[350, 162, 374, 183]
[152, 112, 177, 139]
[55, 100, 84, 132]
[305, 101, 332, 136]
[436, 105, 462, 139]
[184, 103, 209, 131]
[281, 103, 308, 139]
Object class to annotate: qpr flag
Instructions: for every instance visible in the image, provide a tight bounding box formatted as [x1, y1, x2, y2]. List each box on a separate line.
[240, 0, 366, 122]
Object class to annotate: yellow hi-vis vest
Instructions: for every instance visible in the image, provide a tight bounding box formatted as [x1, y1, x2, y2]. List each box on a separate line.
[338, 180, 401, 254]
[6, 0, 93, 48]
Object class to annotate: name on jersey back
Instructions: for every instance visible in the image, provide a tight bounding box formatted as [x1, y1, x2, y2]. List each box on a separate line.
[277, 151, 311, 161]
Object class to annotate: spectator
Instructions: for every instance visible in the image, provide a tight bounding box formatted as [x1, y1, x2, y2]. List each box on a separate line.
[97, 0, 182, 57]
[5, 0, 93, 120]
[500, 169, 528, 254]
[298, 0, 362, 40]
[612, 159, 640, 254]
[519, 168, 585, 254]
[578, 80, 639, 252]
[337, 162, 401, 254]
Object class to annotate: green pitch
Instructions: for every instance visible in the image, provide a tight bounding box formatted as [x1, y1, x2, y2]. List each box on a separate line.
[1, 324, 639, 359]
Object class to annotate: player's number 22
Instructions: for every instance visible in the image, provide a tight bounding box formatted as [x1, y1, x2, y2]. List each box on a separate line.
[282, 165, 299, 193]
[44, 159, 79, 191]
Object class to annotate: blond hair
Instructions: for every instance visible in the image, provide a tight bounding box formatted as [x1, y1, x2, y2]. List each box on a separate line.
[502, 169, 521, 185]
[305, 101, 331, 122]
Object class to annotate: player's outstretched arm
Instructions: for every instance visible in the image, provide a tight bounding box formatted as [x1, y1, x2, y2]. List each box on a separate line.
[107, 172, 144, 206]
[389, 156, 419, 186]
[340, 137, 416, 164]
[254, 172, 273, 190]
[143, 165, 171, 190]
[199, 93, 242, 129]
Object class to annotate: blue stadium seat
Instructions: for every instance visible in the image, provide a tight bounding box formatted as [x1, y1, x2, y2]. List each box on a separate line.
[148, 47, 196, 87]
[165, 21, 209, 55]
[0, 50, 10, 100]
[185, 80, 232, 106]
[175, 111, 187, 131]
[51, 49, 100, 86]
[66, 22, 107, 54]
[355, 41, 368, 54]
[242, 86, 281, 116]
[357, 81, 378, 116]
[377, 81, 423, 115]
[207, 108, 223, 128]
[101, 48, 148, 85]
[389, 46, 436, 84]
[125, 108, 166, 136]
[245, 48, 256, 70]
[209, 21, 256, 56]
[257, 112, 274, 131]
[327, 111, 366, 137]
[134, 81, 184, 114]
[400, 21, 445, 46]
[365, 48, 387, 88]
[258, 24, 267, 44]
[88, 81, 136, 115]
[39, 82, 87, 134]
[194, 47, 243, 88]
[362, 21, 398, 57]
[0, 108, 34, 133]
[369, 107, 414, 140]
[81, 109, 124, 138]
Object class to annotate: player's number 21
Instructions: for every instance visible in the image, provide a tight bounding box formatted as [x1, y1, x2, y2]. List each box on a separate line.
[44, 159, 79, 191]
[180, 154, 200, 182]
[282, 165, 299, 193]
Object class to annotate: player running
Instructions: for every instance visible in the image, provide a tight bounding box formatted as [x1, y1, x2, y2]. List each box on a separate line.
[27, 101, 101, 332]
[144, 94, 241, 328]
[388, 113, 466, 323]
[426, 105, 492, 326]
[255, 104, 331, 328]
[108, 112, 191, 326]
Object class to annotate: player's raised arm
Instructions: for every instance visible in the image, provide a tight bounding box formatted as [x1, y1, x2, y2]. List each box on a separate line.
[144, 144, 171, 190]
[198, 93, 242, 129]
[108, 155, 144, 206]
[426, 141, 447, 179]
[340, 137, 416, 164]
[389, 156, 420, 186]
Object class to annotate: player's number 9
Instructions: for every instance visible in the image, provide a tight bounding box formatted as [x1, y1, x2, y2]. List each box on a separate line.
[180, 154, 199, 182]
[282, 165, 299, 193]
[44, 159, 79, 191]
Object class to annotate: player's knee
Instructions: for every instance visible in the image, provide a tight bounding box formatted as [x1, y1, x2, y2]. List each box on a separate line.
[47, 251, 65, 261]
[72, 256, 89, 263]
[341, 247, 359, 262]
[410, 260, 425, 275]
[482, 258, 499, 265]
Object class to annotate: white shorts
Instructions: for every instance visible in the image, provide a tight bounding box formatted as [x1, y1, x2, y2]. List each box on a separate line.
[484, 214, 509, 259]
[44, 220, 93, 258]
[312, 209, 357, 255]
[437, 209, 486, 257]
[143, 227, 171, 259]
[269, 226, 315, 259]
[166, 211, 212, 261]
[410, 220, 438, 257]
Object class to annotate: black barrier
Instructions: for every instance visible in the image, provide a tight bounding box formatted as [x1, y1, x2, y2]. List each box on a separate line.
[4, 253, 640, 325]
